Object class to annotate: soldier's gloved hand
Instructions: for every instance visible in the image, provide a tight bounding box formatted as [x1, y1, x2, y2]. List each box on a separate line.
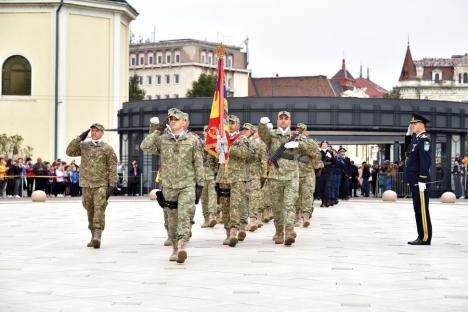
[284, 141, 299, 149]
[406, 124, 413, 136]
[79, 129, 90, 141]
[260, 117, 270, 124]
[106, 185, 115, 200]
[150, 116, 159, 124]
[418, 182, 426, 192]
[195, 185, 203, 204]
[326, 152, 332, 158]
[267, 122, 273, 129]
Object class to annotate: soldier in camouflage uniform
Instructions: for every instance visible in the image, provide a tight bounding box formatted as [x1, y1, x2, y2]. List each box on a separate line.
[201, 126, 218, 228]
[66, 123, 118, 249]
[258, 111, 317, 246]
[140, 108, 204, 264]
[294, 123, 323, 227]
[242, 123, 266, 232]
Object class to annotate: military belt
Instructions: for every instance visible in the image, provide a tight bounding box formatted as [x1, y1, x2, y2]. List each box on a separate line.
[324, 161, 333, 165]
[280, 154, 295, 161]
[297, 156, 311, 164]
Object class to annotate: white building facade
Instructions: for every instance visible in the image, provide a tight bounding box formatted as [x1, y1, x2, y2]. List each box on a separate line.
[129, 39, 250, 99]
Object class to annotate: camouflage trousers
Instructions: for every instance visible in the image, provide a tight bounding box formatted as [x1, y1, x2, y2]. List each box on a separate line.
[163, 186, 195, 241]
[201, 179, 217, 217]
[218, 183, 240, 229]
[247, 178, 262, 218]
[296, 173, 316, 215]
[261, 179, 273, 212]
[82, 186, 108, 230]
[268, 178, 299, 227]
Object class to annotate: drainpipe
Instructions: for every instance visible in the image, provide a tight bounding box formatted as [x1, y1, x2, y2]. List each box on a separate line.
[54, 0, 64, 159]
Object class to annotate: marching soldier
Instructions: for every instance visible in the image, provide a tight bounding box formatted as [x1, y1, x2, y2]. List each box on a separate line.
[140, 108, 204, 263]
[404, 113, 432, 245]
[66, 123, 118, 249]
[258, 111, 316, 246]
[201, 126, 218, 228]
[295, 123, 322, 227]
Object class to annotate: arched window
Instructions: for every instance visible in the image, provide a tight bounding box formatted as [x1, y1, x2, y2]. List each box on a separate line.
[434, 73, 440, 82]
[2, 55, 31, 95]
[464, 73, 468, 83]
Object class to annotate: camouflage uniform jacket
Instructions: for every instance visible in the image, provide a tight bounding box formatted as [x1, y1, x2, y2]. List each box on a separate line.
[140, 130, 204, 189]
[258, 123, 316, 181]
[297, 137, 323, 177]
[216, 136, 257, 183]
[247, 137, 267, 179]
[200, 138, 218, 181]
[66, 139, 118, 188]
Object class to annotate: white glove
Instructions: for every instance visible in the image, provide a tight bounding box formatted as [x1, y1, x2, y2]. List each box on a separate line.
[267, 122, 273, 129]
[260, 117, 270, 124]
[284, 141, 299, 149]
[406, 124, 412, 136]
[418, 182, 426, 192]
[326, 152, 332, 158]
[150, 116, 159, 124]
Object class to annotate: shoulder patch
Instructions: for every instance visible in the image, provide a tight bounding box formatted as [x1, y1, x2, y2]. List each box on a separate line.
[424, 141, 430, 151]
[420, 134, 428, 138]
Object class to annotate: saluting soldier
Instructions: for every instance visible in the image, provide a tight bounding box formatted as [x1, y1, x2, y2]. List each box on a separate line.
[404, 113, 432, 245]
[66, 123, 118, 249]
[140, 108, 204, 263]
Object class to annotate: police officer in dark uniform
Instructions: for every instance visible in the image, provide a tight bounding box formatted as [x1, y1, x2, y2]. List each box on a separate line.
[404, 113, 432, 245]
[317, 140, 335, 207]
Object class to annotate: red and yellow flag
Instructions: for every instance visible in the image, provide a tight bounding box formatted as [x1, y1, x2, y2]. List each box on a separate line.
[205, 44, 230, 163]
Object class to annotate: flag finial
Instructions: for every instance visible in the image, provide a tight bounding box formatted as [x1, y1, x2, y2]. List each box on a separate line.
[216, 43, 225, 58]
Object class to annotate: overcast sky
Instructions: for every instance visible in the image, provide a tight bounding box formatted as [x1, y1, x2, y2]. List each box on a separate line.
[128, 0, 468, 90]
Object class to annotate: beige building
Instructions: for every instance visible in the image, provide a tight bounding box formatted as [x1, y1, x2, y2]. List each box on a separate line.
[0, 0, 137, 160]
[129, 39, 250, 99]
[397, 45, 468, 102]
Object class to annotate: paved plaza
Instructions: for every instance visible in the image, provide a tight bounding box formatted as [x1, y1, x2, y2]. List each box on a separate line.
[0, 197, 467, 312]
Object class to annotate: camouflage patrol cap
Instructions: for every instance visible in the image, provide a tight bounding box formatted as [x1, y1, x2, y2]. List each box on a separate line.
[278, 111, 291, 118]
[297, 123, 307, 131]
[90, 123, 105, 131]
[168, 108, 187, 120]
[240, 122, 254, 131]
[228, 115, 240, 123]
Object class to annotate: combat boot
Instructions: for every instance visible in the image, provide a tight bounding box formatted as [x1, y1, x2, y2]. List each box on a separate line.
[92, 229, 102, 249]
[86, 229, 94, 247]
[248, 217, 258, 232]
[228, 228, 238, 247]
[201, 216, 209, 228]
[223, 228, 230, 245]
[284, 226, 295, 246]
[169, 239, 178, 261]
[163, 237, 172, 246]
[238, 224, 247, 241]
[208, 213, 217, 228]
[274, 225, 285, 244]
[303, 212, 311, 228]
[176, 239, 187, 263]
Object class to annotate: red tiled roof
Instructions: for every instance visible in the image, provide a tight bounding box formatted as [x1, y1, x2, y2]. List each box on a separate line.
[248, 76, 337, 97]
[399, 45, 417, 81]
[354, 77, 388, 98]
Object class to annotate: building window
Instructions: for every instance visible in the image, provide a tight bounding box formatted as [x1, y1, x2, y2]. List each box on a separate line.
[464, 73, 468, 83]
[156, 52, 162, 64]
[434, 73, 440, 82]
[139, 55, 145, 65]
[228, 78, 232, 88]
[139, 76, 143, 85]
[208, 52, 213, 65]
[165, 94, 170, 99]
[130, 55, 136, 66]
[165, 75, 170, 84]
[227, 55, 233, 68]
[201, 51, 206, 64]
[148, 55, 153, 65]
[166, 52, 171, 64]
[175, 51, 181, 63]
[459, 73, 462, 83]
[174, 74, 180, 84]
[2, 55, 32, 95]
[147, 75, 152, 85]
[174, 94, 179, 98]
[156, 75, 161, 85]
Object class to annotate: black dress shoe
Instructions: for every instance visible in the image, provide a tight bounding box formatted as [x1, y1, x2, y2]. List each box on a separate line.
[407, 238, 431, 245]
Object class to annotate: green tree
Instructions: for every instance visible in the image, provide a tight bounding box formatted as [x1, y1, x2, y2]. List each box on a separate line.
[186, 73, 217, 97]
[383, 87, 401, 99]
[0, 133, 33, 158]
[129, 74, 146, 101]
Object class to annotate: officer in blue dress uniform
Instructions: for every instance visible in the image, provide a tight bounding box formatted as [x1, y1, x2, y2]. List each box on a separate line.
[404, 113, 432, 245]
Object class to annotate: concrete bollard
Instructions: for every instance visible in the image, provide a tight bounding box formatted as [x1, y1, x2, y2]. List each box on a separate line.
[31, 190, 47, 202]
[382, 190, 397, 202]
[440, 192, 456, 203]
